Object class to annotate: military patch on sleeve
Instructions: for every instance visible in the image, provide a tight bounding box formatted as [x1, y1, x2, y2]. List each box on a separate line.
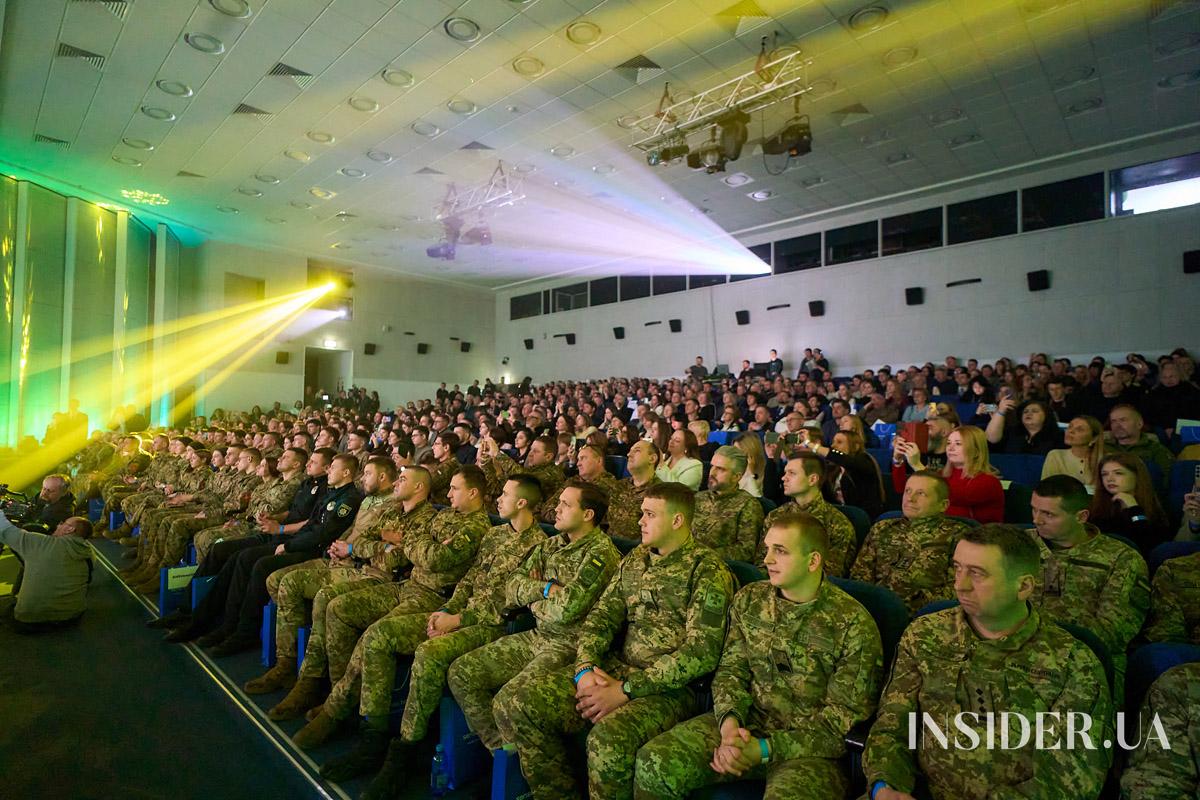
[579, 557, 604, 586]
[699, 586, 727, 627]
[337, 503, 352, 517]
[448, 534, 469, 552]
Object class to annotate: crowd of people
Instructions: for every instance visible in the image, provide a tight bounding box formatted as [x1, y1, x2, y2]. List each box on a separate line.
[3, 344, 1199, 800]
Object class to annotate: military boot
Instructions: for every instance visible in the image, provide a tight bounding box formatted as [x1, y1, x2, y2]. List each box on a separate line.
[360, 738, 420, 800]
[292, 707, 340, 749]
[244, 657, 297, 694]
[268, 676, 326, 721]
[319, 727, 391, 781]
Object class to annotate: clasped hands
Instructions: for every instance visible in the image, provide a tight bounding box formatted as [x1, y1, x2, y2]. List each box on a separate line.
[575, 667, 628, 723]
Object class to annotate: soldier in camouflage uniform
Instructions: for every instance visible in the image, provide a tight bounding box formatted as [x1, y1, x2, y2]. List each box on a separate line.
[1028, 476, 1150, 704]
[864, 524, 1112, 800]
[762, 452, 857, 576]
[852, 471, 969, 613]
[691, 446, 763, 563]
[447, 481, 620, 752]
[193, 450, 303, 561]
[1143, 550, 1200, 644]
[1119, 661, 1200, 799]
[290, 466, 491, 746]
[495, 482, 735, 800]
[540, 444, 621, 524]
[99, 434, 167, 528]
[635, 511, 883, 799]
[478, 433, 565, 515]
[113, 436, 190, 539]
[120, 447, 211, 586]
[314, 475, 549, 785]
[261, 465, 437, 717]
[428, 432, 463, 506]
[606, 441, 662, 541]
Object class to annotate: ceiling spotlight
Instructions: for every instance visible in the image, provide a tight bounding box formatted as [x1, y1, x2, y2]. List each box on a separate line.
[156, 79, 193, 97]
[848, 5, 889, 32]
[512, 55, 545, 77]
[549, 144, 575, 158]
[717, 109, 751, 162]
[722, 172, 754, 188]
[648, 139, 689, 166]
[412, 121, 441, 137]
[886, 151, 913, 165]
[266, 217, 286, 224]
[591, 163, 615, 175]
[513, 162, 536, 173]
[565, 20, 602, 46]
[1064, 97, 1103, 116]
[339, 167, 366, 178]
[112, 155, 142, 166]
[255, 174, 279, 184]
[928, 107, 965, 126]
[289, 201, 312, 209]
[1052, 66, 1096, 90]
[284, 149, 310, 162]
[306, 131, 334, 144]
[763, 114, 812, 157]
[209, 0, 251, 17]
[141, 106, 176, 122]
[616, 114, 639, 129]
[348, 96, 380, 113]
[948, 132, 983, 148]
[381, 67, 414, 87]
[444, 17, 481, 42]
[366, 150, 393, 163]
[122, 138, 154, 151]
[687, 127, 726, 173]
[882, 46, 918, 68]
[331, 242, 350, 250]
[748, 190, 775, 201]
[309, 187, 336, 199]
[184, 32, 225, 55]
[216, 206, 239, 213]
[447, 97, 477, 115]
[859, 128, 893, 147]
[237, 187, 262, 197]
[807, 77, 837, 97]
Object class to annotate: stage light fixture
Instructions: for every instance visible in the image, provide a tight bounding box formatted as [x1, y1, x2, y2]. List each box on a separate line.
[687, 126, 726, 173]
[426, 241, 457, 260]
[763, 113, 812, 157]
[717, 110, 750, 162]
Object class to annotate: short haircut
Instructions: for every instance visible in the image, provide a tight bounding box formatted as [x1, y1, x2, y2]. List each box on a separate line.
[713, 445, 748, 476]
[284, 446, 309, 463]
[365, 455, 398, 482]
[507, 473, 545, 508]
[1033, 475, 1090, 515]
[456, 464, 486, 496]
[789, 450, 825, 480]
[533, 435, 557, 454]
[312, 446, 338, 466]
[332, 452, 360, 477]
[644, 481, 696, 525]
[406, 465, 432, 491]
[437, 431, 461, 451]
[1109, 403, 1142, 421]
[263, 431, 284, 448]
[350, 428, 370, 440]
[567, 478, 609, 526]
[44, 473, 70, 490]
[242, 447, 263, 464]
[909, 470, 950, 503]
[961, 524, 1040, 581]
[70, 516, 94, 539]
[578, 443, 606, 463]
[412, 425, 430, 438]
[765, 510, 829, 560]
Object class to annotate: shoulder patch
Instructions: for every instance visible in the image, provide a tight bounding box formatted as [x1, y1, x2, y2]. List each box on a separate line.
[326, 501, 336, 511]
[311, 485, 320, 494]
[699, 585, 727, 626]
[337, 503, 352, 517]
[579, 556, 604, 586]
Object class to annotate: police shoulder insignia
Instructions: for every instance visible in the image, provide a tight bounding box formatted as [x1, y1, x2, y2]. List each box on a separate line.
[326, 501, 336, 511]
[312, 485, 320, 494]
[337, 504, 351, 517]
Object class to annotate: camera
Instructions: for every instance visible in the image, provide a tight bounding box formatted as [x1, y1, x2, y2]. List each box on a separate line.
[0, 484, 33, 524]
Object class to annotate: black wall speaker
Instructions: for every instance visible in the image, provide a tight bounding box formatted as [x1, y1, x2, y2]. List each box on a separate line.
[363, 342, 377, 355]
[613, 326, 625, 340]
[417, 343, 429, 355]
[808, 300, 825, 317]
[668, 319, 682, 333]
[1026, 269, 1050, 292]
[460, 341, 471, 353]
[565, 333, 576, 345]
[1185, 249, 1199, 274]
[905, 287, 924, 306]
[735, 310, 750, 326]
[275, 351, 290, 365]
[523, 338, 534, 350]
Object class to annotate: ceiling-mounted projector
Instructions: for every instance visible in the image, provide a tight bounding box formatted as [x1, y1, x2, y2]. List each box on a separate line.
[762, 115, 812, 158]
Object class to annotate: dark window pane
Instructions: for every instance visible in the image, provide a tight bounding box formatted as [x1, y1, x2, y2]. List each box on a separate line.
[551, 282, 588, 312]
[1022, 174, 1104, 232]
[774, 233, 822, 273]
[589, 276, 618, 306]
[947, 192, 1017, 245]
[881, 208, 943, 256]
[541, 289, 551, 313]
[688, 274, 726, 289]
[731, 243, 773, 282]
[1111, 153, 1200, 216]
[510, 292, 541, 320]
[620, 275, 650, 301]
[825, 221, 878, 265]
[653, 274, 686, 295]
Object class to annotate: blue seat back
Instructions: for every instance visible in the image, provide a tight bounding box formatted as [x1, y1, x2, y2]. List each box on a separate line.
[1168, 461, 1199, 523]
[1126, 642, 1200, 716]
[605, 455, 629, 479]
[833, 503, 871, 549]
[707, 431, 736, 446]
[990, 454, 1047, 488]
[725, 559, 766, 588]
[1148, 540, 1200, 577]
[829, 577, 910, 673]
[611, 535, 639, 555]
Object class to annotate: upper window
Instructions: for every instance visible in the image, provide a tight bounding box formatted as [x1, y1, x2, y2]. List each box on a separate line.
[510, 292, 540, 320]
[825, 221, 878, 265]
[947, 192, 1017, 245]
[1111, 152, 1200, 216]
[551, 282, 588, 312]
[731, 243, 772, 281]
[620, 275, 651, 301]
[881, 207, 942, 256]
[774, 233, 821, 274]
[1022, 174, 1104, 232]
[688, 274, 726, 289]
[589, 276, 618, 306]
[652, 274, 687, 295]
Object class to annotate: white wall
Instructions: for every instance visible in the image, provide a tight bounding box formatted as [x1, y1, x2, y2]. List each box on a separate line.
[494, 135, 1200, 380]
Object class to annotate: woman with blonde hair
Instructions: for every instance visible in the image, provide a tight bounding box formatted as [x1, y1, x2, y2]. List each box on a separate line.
[895, 424, 1003, 522]
[802, 428, 885, 519]
[1041, 415, 1104, 491]
[731, 432, 767, 497]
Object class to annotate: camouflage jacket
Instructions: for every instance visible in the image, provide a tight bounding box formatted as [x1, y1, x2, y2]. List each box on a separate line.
[1119, 662, 1200, 799]
[429, 458, 460, 506]
[540, 471, 622, 523]
[176, 465, 210, 496]
[483, 453, 565, 510]
[575, 537, 735, 699]
[606, 475, 661, 540]
[1143, 551, 1200, 645]
[355, 499, 438, 580]
[507, 527, 620, 643]
[762, 495, 857, 577]
[153, 455, 184, 489]
[403, 506, 490, 596]
[713, 579, 883, 762]
[245, 475, 300, 521]
[692, 487, 764, 563]
[444, 521, 547, 628]
[851, 515, 970, 613]
[863, 606, 1112, 800]
[324, 492, 397, 573]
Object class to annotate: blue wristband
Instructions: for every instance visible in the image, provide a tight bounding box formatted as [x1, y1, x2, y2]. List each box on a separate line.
[279, 524, 284, 534]
[758, 737, 769, 764]
[573, 667, 593, 685]
[347, 542, 353, 555]
[871, 781, 889, 799]
[543, 580, 554, 599]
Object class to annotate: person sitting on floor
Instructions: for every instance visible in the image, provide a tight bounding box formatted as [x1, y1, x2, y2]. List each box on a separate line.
[0, 511, 93, 633]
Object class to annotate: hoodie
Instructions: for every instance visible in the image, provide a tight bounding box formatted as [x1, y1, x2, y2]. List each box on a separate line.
[0, 516, 93, 622]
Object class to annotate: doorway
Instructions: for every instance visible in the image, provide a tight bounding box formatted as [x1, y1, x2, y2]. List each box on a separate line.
[303, 347, 353, 408]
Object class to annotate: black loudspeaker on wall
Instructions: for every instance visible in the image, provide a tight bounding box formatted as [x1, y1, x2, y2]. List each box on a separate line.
[1026, 269, 1051, 292]
[613, 326, 625, 340]
[363, 342, 377, 355]
[460, 342, 471, 353]
[1185, 250, 1200, 274]
[275, 351, 290, 365]
[735, 309, 750, 326]
[668, 319, 682, 333]
[417, 343, 429, 355]
[905, 287, 924, 306]
[565, 333, 576, 345]
[523, 338, 534, 350]
[808, 300, 825, 317]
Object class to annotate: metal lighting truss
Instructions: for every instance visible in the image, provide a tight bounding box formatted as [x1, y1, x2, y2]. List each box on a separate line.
[628, 50, 815, 152]
[434, 162, 526, 221]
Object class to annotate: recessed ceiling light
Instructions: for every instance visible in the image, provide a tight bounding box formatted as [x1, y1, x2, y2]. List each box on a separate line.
[141, 106, 176, 122]
[284, 149, 311, 162]
[255, 174, 279, 184]
[506, 105, 522, 114]
[339, 167, 366, 178]
[237, 187, 262, 197]
[801, 176, 826, 188]
[514, 162, 536, 173]
[565, 20, 602, 46]
[156, 80, 193, 98]
[860, 129, 893, 147]
[929, 107, 965, 126]
[722, 172, 754, 187]
[886, 151, 913, 165]
[366, 150, 393, 163]
[882, 46, 918, 68]
[1158, 69, 1200, 89]
[216, 206, 239, 213]
[513, 55, 545, 77]
[331, 242, 350, 249]
[948, 132, 983, 148]
[381, 67, 414, 87]
[411, 121, 441, 137]
[848, 6, 889, 32]
[306, 131, 334, 144]
[1052, 66, 1095, 90]
[309, 187, 336, 200]
[121, 138, 154, 151]
[349, 96, 379, 113]
[748, 189, 775, 201]
[444, 17, 481, 43]
[447, 97, 477, 115]
[289, 200, 312, 209]
[266, 217, 286, 224]
[616, 114, 640, 129]
[1064, 97, 1103, 116]
[807, 77, 838, 96]
[549, 144, 574, 158]
[184, 32, 225, 55]
[112, 155, 142, 166]
[209, 0, 251, 18]
[1156, 32, 1200, 56]
[592, 163, 615, 175]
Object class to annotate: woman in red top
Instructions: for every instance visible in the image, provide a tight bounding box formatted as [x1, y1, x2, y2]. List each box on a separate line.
[895, 424, 1004, 522]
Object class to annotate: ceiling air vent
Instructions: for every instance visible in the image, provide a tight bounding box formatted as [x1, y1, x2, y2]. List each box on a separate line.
[176, 170, 206, 178]
[414, 167, 444, 175]
[233, 103, 274, 120]
[268, 62, 315, 88]
[34, 134, 71, 150]
[56, 42, 106, 70]
[71, 0, 132, 21]
[614, 55, 663, 84]
[460, 141, 493, 150]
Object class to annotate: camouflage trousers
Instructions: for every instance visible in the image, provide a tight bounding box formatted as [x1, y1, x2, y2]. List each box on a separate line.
[270, 562, 370, 662]
[136, 505, 202, 565]
[447, 629, 577, 750]
[194, 521, 257, 563]
[121, 489, 168, 525]
[493, 662, 700, 800]
[321, 581, 449, 720]
[294, 575, 387, 680]
[633, 714, 848, 800]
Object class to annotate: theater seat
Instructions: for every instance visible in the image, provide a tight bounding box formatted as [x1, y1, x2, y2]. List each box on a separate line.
[990, 454, 1046, 488]
[1125, 642, 1200, 718]
[1003, 483, 1033, 524]
[725, 559, 766, 588]
[1147, 540, 1200, 577]
[833, 504, 871, 549]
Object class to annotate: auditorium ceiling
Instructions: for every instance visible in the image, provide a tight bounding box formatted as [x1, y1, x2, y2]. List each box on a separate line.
[0, 0, 1197, 287]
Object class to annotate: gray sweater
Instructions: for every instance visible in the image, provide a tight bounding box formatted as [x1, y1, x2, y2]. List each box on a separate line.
[0, 518, 92, 622]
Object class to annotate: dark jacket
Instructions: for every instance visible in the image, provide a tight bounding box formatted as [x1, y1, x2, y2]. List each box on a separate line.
[282, 481, 364, 554]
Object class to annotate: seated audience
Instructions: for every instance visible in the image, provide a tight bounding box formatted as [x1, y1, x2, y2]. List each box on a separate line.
[1089, 453, 1172, 555]
[656, 428, 703, 490]
[1106, 404, 1174, 477]
[1041, 415, 1104, 492]
[0, 511, 93, 632]
[890, 403, 959, 491]
[1143, 547, 1200, 644]
[691, 445, 764, 562]
[762, 452, 857, 576]
[984, 398, 1063, 455]
[897, 425, 1003, 523]
[1120, 662, 1200, 799]
[800, 428, 885, 520]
